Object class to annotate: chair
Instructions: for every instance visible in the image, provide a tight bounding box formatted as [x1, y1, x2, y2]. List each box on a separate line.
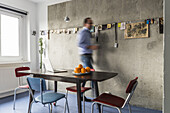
[91, 77, 138, 113]
[13, 67, 30, 110]
[65, 69, 95, 113]
[27, 77, 69, 113]
[65, 86, 91, 113]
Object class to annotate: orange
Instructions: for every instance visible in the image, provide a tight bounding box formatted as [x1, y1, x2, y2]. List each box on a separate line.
[85, 67, 91, 72]
[78, 64, 83, 69]
[74, 70, 76, 73]
[74, 67, 81, 73]
[81, 68, 86, 73]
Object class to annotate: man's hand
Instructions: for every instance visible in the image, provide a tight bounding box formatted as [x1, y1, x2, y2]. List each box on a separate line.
[87, 45, 99, 50]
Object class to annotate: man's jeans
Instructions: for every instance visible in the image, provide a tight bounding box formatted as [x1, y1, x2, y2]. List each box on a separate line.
[81, 54, 94, 89]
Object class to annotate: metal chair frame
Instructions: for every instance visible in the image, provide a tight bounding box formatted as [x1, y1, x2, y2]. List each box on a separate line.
[64, 89, 86, 113]
[28, 78, 70, 113]
[91, 81, 138, 113]
[65, 68, 95, 113]
[13, 67, 30, 110]
[13, 84, 29, 110]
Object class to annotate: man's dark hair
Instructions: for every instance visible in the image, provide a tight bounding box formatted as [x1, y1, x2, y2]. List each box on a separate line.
[84, 17, 91, 24]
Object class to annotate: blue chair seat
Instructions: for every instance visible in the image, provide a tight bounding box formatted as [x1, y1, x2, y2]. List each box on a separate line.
[35, 92, 65, 104]
[27, 77, 69, 113]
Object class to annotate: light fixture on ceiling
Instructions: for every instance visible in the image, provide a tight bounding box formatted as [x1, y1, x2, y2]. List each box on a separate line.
[64, 16, 70, 22]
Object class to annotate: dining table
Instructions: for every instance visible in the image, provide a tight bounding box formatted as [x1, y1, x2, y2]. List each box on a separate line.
[18, 70, 118, 113]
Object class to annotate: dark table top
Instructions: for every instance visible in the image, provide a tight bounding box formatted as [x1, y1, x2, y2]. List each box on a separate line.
[18, 70, 118, 83]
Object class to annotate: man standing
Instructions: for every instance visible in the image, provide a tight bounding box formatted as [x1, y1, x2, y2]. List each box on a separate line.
[77, 17, 98, 100]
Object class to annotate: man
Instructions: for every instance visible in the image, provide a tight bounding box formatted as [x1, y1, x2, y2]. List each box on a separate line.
[77, 17, 98, 101]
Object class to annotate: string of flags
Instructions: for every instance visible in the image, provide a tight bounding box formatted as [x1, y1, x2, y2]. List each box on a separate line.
[40, 17, 163, 38]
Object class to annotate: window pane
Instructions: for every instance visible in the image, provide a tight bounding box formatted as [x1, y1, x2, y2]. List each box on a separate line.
[1, 14, 19, 56]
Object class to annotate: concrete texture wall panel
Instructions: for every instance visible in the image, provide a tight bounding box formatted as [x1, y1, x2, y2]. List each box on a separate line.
[48, 0, 163, 110]
[48, 3, 66, 29]
[140, 0, 163, 19]
[121, 0, 141, 20]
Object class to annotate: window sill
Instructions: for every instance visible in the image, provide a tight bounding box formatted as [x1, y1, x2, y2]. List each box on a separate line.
[0, 61, 31, 65]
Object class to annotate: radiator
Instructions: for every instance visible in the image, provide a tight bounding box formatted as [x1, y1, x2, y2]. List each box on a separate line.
[0, 66, 19, 94]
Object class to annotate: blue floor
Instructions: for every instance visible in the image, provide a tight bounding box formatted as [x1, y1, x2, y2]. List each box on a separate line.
[0, 91, 162, 113]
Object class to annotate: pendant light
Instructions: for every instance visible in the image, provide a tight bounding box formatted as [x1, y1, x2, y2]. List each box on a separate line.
[64, 2, 70, 22]
[64, 16, 70, 22]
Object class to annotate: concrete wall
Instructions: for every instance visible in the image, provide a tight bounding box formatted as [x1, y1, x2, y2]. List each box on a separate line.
[48, 0, 163, 110]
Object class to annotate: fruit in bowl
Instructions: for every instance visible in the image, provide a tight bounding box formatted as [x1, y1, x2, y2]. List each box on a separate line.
[74, 67, 81, 73]
[74, 64, 91, 74]
[85, 67, 91, 72]
[81, 68, 86, 73]
[78, 64, 83, 69]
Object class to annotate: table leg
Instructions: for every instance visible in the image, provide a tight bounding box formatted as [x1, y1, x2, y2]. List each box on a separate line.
[54, 81, 58, 106]
[94, 81, 101, 113]
[28, 90, 34, 113]
[54, 81, 57, 92]
[76, 80, 82, 113]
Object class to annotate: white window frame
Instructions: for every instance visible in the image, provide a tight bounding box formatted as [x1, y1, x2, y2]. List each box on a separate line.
[0, 10, 28, 63]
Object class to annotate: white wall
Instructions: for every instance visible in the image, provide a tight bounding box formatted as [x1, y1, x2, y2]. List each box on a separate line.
[0, 0, 39, 70]
[0, 0, 39, 97]
[164, 0, 170, 113]
[0, 0, 71, 96]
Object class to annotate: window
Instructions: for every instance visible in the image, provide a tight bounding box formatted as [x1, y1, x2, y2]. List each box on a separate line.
[0, 11, 28, 63]
[1, 14, 19, 56]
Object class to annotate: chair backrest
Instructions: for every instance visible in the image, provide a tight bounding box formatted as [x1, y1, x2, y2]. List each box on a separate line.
[27, 77, 46, 103]
[126, 77, 138, 93]
[15, 67, 30, 77]
[27, 77, 46, 92]
[122, 77, 138, 108]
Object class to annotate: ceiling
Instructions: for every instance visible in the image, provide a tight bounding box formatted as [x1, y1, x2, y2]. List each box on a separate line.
[29, 0, 48, 3]
[29, 0, 69, 3]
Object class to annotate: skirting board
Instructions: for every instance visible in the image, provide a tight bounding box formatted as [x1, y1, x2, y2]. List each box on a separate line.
[0, 89, 28, 99]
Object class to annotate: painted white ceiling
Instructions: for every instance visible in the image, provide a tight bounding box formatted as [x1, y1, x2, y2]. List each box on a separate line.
[29, 0, 69, 3]
[29, 0, 48, 3]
